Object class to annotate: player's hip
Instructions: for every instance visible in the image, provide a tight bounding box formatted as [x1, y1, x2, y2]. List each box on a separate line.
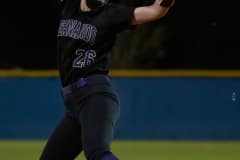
[61, 74, 119, 111]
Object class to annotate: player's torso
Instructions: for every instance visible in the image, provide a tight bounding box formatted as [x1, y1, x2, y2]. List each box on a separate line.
[57, 0, 117, 86]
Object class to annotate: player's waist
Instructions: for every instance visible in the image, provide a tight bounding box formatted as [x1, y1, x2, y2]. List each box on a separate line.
[61, 74, 111, 96]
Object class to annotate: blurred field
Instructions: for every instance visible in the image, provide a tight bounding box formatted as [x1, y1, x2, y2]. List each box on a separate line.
[0, 140, 239, 160]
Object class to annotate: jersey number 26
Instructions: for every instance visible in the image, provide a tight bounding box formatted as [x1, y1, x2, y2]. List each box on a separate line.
[73, 49, 96, 69]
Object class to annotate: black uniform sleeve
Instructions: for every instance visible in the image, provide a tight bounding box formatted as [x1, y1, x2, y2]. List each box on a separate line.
[106, 3, 135, 31]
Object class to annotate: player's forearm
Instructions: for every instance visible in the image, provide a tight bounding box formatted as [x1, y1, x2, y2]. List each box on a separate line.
[132, 6, 167, 25]
[132, 0, 175, 25]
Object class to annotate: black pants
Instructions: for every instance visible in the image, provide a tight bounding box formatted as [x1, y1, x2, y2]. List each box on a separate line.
[40, 76, 120, 160]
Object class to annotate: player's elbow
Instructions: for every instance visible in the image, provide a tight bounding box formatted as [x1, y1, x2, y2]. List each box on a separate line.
[151, 5, 169, 20]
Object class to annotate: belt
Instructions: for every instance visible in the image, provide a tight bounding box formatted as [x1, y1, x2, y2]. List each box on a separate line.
[62, 75, 110, 96]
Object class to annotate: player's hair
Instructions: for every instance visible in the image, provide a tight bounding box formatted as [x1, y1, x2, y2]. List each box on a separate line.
[86, 0, 109, 10]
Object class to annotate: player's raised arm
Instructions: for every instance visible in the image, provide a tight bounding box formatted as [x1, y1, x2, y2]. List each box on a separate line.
[132, 0, 175, 25]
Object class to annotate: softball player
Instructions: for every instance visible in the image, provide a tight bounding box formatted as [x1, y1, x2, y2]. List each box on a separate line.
[40, 0, 175, 159]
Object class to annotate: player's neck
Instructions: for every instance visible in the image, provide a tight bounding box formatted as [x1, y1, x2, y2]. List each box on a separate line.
[80, 0, 91, 12]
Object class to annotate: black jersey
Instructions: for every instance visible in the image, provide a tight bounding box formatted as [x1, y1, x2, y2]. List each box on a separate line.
[57, 0, 135, 86]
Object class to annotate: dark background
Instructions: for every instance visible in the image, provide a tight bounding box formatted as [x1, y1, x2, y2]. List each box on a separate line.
[0, 0, 221, 69]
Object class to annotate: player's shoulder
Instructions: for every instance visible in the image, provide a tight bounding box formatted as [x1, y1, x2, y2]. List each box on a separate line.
[106, 2, 133, 10]
[103, 2, 135, 16]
